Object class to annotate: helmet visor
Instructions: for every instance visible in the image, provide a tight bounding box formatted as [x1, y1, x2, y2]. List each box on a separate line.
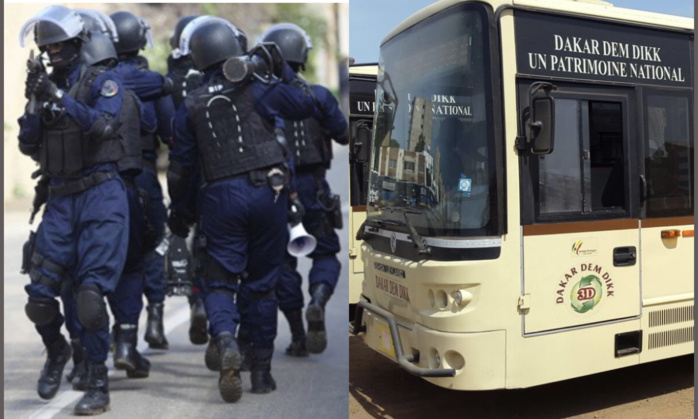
[20, 5, 85, 47]
[74, 9, 119, 42]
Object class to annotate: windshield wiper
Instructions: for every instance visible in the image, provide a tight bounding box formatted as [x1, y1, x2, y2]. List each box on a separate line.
[382, 206, 431, 257]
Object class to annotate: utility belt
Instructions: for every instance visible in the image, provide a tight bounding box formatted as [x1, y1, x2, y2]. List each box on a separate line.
[48, 171, 118, 197]
[208, 165, 289, 202]
[297, 164, 342, 230]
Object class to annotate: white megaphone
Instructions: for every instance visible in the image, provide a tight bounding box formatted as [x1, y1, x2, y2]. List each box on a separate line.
[287, 222, 317, 257]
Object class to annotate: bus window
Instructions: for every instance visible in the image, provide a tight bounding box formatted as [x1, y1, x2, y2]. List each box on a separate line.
[534, 93, 630, 221]
[644, 93, 694, 217]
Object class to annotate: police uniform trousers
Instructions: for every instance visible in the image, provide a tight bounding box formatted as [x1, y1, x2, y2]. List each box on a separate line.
[26, 174, 129, 363]
[135, 165, 168, 304]
[198, 176, 287, 349]
[276, 171, 341, 313]
[106, 177, 146, 325]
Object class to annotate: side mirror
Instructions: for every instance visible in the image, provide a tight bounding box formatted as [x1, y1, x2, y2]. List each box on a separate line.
[351, 121, 372, 163]
[528, 95, 555, 155]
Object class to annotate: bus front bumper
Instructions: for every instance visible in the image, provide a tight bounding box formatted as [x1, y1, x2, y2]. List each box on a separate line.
[353, 296, 506, 390]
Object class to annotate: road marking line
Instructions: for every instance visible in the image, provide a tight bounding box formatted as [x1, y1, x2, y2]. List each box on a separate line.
[28, 303, 191, 419]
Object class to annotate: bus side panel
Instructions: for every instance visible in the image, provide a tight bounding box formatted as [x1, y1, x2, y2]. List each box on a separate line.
[639, 299, 694, 363]
[523, 227, 641, 334]
[507, 319, 641, 389]
[641, 222, 694, 301]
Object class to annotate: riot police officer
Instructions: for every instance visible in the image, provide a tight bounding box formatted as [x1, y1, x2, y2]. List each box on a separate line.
[53, 8, 155, 389]
[18, 6, 129, 415]
[111, 10, 175, 350]
[261, 23, 349, 355]
[166, 15, 208, 345]
[168, 20, 314, 401]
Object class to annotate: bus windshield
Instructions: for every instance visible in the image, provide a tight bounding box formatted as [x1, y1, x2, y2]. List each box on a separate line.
[368, 4, 498, 237]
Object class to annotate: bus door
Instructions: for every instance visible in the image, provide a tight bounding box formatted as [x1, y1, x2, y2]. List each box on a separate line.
[638, 89, 693, 362]
[349, 71, 376, 316]
[518, 84, 642, 336]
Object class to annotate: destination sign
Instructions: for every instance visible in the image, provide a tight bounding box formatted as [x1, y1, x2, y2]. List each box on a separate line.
[350, 78, 376, 116]
[515, 10, 692, 87]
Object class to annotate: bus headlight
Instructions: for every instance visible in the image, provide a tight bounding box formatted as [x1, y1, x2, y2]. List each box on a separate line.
[453, 289, 473, 307]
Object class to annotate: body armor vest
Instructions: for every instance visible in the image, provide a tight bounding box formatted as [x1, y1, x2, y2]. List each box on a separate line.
[170, 63, 204, 109]
[185, 79, 286, 182]
[117, 90, 143, 176]
[39, 66, 124, 178]
[286, 115, 331, 169]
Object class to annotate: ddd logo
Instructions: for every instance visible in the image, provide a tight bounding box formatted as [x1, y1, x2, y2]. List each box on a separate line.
[570, 275, 602, 313]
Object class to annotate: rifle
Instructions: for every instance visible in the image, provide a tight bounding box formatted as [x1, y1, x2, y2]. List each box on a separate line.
[26, 50, 46, 114]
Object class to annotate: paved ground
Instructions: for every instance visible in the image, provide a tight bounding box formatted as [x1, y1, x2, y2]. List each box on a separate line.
[4, 146, 351, 419]
[349, 335, 694, 419]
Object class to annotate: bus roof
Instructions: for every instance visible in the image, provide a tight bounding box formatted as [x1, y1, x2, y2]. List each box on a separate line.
[382, 0, 693, 47]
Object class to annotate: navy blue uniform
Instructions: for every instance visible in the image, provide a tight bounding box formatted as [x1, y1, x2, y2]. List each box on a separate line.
[19, 64, 129, 364]
[276, 84, 348, 313]
[115, 57, 174, 307]
[170, 64, 313, 349]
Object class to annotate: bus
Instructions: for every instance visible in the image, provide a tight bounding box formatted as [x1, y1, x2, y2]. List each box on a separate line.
[349, 63, 377, 321]
[352, 0, 694, 390]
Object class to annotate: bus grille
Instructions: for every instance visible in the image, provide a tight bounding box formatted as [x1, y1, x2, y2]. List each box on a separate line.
[648, 326, 694, 350]
[648, 305, 694, 328]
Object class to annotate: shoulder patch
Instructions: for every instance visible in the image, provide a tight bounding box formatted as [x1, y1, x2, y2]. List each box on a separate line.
[100, 80, 119, 97]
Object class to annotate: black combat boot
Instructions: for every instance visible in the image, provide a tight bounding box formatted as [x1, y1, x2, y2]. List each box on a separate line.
[74, 362, 110, 415]
[238, 328, 252, 372]
[144, 303, 169, 349]
[215, 332, 243, 403]
[204, 337, 220, 371]
[189, 297, 208, 345]
[37, 335, 72, 400]
[283, 310, 308, 357]
[113, 324, 151, 378]
[305, 283, 333, 354]
[66, 338, 88, 391]
[250, 347, 276, 394]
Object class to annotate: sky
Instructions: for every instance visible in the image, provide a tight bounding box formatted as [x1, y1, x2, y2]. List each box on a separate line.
[349, 0, 694, 63]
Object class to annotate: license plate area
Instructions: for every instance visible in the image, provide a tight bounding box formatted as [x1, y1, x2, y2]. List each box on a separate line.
[377, 322, 396, 358]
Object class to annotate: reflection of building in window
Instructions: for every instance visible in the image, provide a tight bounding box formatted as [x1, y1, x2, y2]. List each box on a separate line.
[408, 96, 433, 152]
[376, 146, 435, 195]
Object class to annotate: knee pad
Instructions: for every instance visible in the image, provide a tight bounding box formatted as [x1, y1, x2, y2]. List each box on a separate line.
[76, 285, 108, 331]
[25, 297, 59, 326]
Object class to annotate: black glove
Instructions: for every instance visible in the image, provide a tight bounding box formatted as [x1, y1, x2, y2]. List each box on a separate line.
[288, 195, 305, 226]
[268, 44, 285, 78]
[25, 71, 43, 100]
[167, 210, 191, 238]
[30, 73, 61, 102]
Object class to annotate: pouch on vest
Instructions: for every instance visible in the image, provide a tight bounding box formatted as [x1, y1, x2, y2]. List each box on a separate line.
[21, 231, 37, 275]
[41, 126, 84, 178]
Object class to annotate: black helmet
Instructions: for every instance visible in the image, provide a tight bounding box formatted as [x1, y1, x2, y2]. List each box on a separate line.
[110, 11, 153, 54]
[179, 16, 247, 59]
[170, 15, 198, 50]
[260, 23, 312, 66]
[81, 32, 118, 67]
[189, 22, 245, 71]
[19, 5, 89, 48]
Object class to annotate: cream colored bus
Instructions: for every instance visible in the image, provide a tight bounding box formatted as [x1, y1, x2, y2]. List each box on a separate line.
[349, 63, 377, 321]
[352, 0, 694, 390]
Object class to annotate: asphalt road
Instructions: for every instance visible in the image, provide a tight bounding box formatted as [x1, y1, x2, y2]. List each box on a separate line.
[349, 335, 694, 419]
[4, 146, 351, 418]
